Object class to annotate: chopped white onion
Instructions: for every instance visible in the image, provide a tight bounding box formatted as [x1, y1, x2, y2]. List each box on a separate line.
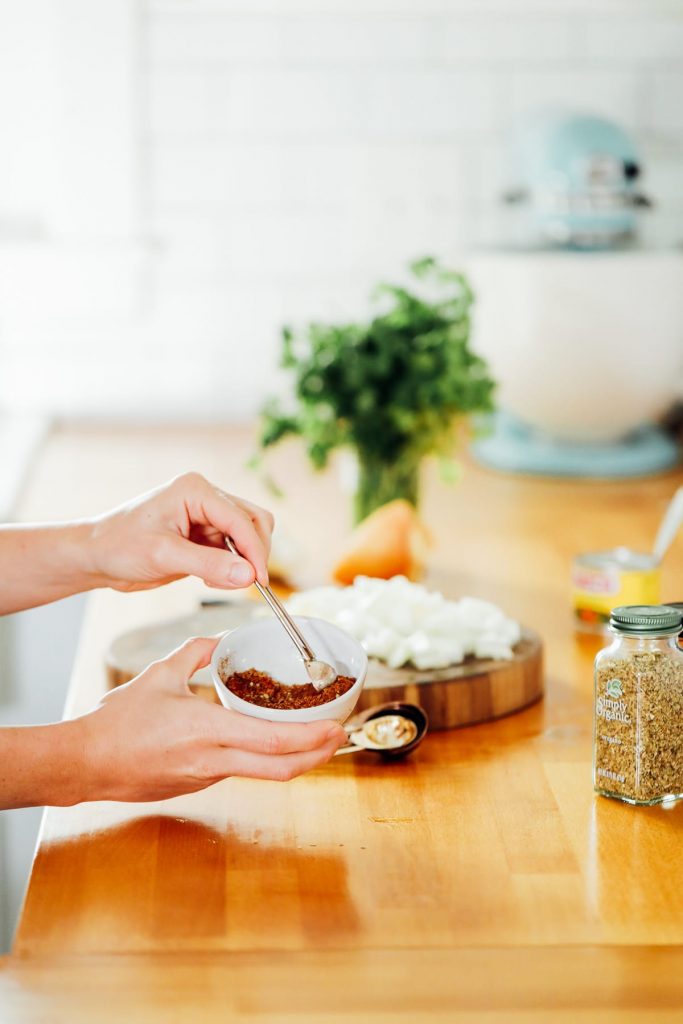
[286, 576, 521, 670]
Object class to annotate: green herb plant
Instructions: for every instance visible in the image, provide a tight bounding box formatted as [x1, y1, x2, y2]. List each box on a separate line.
[258, 257, 496, 523]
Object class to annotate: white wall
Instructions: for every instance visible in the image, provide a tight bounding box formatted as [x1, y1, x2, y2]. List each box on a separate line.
[0, 0, 682, 420]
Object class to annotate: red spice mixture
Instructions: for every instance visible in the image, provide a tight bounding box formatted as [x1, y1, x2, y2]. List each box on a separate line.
[220, 665, 355, 710]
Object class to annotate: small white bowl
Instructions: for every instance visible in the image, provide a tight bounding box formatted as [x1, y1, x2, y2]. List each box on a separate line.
[210, 615, 368, 724]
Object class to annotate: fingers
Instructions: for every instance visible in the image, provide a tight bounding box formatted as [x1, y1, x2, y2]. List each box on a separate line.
[207, 707, 347, 756]
[203, 736, 343, 783]
[158, 535, 256, 589]
[182, 478, 272, 586]
[207, 496, 270, 586]
[226, 494, 275, 560]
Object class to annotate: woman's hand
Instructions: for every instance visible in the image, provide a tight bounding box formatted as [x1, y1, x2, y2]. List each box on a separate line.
[0, 473, 275, 615]
[87, 472, 274, 592]
[36, 637, 346, 807]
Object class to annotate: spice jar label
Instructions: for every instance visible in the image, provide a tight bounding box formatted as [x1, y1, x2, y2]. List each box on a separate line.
[594, 670, 636, 798]
[605, 678, 623, 700]
[596, 685, 631, 723]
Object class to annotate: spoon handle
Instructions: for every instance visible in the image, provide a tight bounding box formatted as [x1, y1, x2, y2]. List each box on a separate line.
[224, 537, 315, 663]
[253, 580, 316, 662]
[653, 486, 683, 563]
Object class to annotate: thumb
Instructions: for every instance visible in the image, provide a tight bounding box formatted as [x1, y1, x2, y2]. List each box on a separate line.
[163, 535, 256, 589]
[154, 636, 219, 684]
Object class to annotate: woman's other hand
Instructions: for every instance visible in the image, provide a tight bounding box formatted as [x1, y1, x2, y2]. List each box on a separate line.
[70, 637, 346, 803]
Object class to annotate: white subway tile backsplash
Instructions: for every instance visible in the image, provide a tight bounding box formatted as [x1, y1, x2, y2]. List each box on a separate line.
[137, 0, 683, 420]
[508, 69, 643, 129]
[150, 15, 282, 63]
[367, 69, 499, 139]
[148, 68, 233, 137]
[151, 283, 288, 356]
[150, 1, 683, 14]
[152, 14, 432, 65]
[150, 67, 372, 139]
[6, 0, 683, 421]
[155, 195, 470, 285]
[276, 17, 431, 63]
[434, 17, 575, 63]
[643, 146, 683, 206]
[474, 139, 511, 210]
[0, 347, 236, 419]
[150, 68, 501, 142]
[650, 71, 683, 139]
[228, 68, 368, 138]
[333, 143, 475, 209]
[580, 17, 683, 62]
[204, 341, 284, 417]
[156, 211, 355, 279]
[152, 141, 476, 239]
[150, 143, 288, 206]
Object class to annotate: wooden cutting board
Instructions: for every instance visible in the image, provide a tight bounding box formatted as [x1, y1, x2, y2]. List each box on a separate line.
[105, 600, 543, 730]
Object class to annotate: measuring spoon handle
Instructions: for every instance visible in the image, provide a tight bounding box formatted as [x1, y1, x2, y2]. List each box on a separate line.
[334, 744, 361, 756]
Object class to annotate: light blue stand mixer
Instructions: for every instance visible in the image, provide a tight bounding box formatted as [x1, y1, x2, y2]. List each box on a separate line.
[470, 112, 681, 478]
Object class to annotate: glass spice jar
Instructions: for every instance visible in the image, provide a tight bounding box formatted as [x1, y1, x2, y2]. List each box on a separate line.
[593, 604, 683, 805]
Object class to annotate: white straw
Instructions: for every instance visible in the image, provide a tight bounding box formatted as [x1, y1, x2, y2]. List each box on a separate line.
[653, 486, 683, 563]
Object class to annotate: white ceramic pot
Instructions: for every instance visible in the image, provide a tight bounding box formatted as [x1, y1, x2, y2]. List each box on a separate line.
[467, 249, 683, 442]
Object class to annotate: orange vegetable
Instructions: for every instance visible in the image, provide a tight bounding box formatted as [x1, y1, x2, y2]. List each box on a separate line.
[332, 499, 431, 585]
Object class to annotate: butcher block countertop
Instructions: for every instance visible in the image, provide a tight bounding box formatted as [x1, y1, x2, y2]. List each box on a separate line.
[2, 423, 683, 1023]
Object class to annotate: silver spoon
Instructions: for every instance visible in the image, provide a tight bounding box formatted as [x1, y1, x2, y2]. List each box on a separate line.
[224, 536, 338, 691]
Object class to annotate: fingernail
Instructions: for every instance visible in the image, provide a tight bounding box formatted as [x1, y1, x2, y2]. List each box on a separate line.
[327, 726, 345, 744]
[229, 561, 254, 586]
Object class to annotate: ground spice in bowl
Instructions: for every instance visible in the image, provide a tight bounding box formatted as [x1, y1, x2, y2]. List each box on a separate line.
[219, 665, 355, 711]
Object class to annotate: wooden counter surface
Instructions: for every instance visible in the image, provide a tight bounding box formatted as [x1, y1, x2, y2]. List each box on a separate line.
[2, 423, 683, 1021]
